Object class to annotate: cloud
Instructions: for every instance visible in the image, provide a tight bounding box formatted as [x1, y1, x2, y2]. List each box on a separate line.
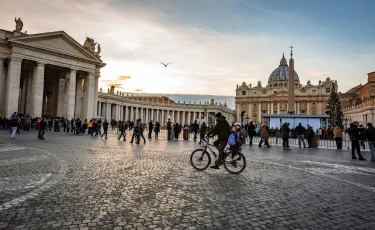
[1, 0, 374, 95]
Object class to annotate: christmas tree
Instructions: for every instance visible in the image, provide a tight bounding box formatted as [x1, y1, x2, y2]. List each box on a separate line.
[325, 84, 344, 129]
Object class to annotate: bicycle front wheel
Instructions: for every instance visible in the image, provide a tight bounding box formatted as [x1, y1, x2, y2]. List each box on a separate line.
[223, 152, 246, 174]
[190, 149, 211, 171]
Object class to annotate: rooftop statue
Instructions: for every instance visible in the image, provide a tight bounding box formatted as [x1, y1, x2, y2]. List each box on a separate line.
[83, 37, 97, 52]
[14, 17, 23, 32]
[96, 44, 101, 55]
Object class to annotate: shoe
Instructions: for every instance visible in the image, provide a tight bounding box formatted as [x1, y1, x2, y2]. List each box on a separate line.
[210, 165, 220, 169]
[101, 135, 103, 139]
[130, 142, 133, 144]
[144, 141, 146, 144]
[105, 137, 108, 139]
[41, 138, 45, 140]
[267, 145, 271, 148]
[299, 146, 301, 148]
[117, 138, 120, 141]
[258, 145, 262, 148]
[307, 146, 311, 148]
[136, 142, 140, 144]
[123, 139, 126, 141]
[352, 156, 358, 159]
[370, 159, 375, 162]
[304, 146, 306, 148]
[359, 158, 366, 161]
[283, 148, 287, 150]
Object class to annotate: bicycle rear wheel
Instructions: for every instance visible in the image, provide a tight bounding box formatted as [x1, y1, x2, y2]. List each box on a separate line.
[223, 151, 246, 174]
[190, 149, 211, 171]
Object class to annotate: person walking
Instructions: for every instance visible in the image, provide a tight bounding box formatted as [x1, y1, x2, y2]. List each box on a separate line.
[348, 121, 366, 160]
[130, 119, 141, 144]
[101, 119, 109, 139]
[365, 123, 375, 161]
[166, 119, 172, 140]
[333, 125, 343, 150]
[10, 112, 18, 140]
[39, 117, 47, 140]
[191, 120, 199, 141]
[295, 123, 306, 148]
[117, 121, 126, 141]
[259, 122, 271, 148]
[174, 123, 181, 139]
[247, 121, 256, 146]
[148, 120, 154, 138]
[154, 122, 160, 138]
[91, 119, 97, 137]
[280, 122, 291, 150]
[199, 122, 207, 144]
[139, 120, 146, 144]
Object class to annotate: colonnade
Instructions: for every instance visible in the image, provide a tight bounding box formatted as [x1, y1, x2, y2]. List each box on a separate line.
[97, 101, 207, 125]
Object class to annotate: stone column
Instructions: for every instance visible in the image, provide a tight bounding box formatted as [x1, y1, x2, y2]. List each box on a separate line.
[258, 103, 261, 121]
[84, 72, 95, 119]
[182, 111, 185, 125]
[98, 102, 102, 117]
[56, 72, 66, 117]
[94, 74, 99, 116]
[107, 103, 110, 120]
[75, 77, 83, 119]
[31, 62, 45, 118]
[130, 106, 133, 121]
[4, 58, 22, 116]
[0, 58, 4, 116]
[135, 107, 139, 120]
[156, 109, 159, 123]
[151, 109, 154, 122]
[66, 69, 76, 119]
[125, 106, 129, 121]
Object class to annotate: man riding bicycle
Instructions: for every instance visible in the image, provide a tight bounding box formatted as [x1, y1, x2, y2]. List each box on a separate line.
[205, 112, 231, 169]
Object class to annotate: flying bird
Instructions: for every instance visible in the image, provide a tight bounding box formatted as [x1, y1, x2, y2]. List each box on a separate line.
[160, 62, 171, 67]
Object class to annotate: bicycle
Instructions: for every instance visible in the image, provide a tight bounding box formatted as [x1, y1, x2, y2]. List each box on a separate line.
[190, 138, 246, 174]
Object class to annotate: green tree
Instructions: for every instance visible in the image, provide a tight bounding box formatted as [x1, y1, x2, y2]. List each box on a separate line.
[325, 84, 344, 129]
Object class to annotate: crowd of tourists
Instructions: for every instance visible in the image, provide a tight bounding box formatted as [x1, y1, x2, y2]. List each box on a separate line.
[2, 111, 375, 162]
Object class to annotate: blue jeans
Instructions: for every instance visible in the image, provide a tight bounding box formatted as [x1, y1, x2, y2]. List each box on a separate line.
[368, 141, 375, 160]
[297, 135, 306, 147]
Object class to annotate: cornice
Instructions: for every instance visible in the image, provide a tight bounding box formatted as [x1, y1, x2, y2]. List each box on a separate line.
[9, 42, 104, 66]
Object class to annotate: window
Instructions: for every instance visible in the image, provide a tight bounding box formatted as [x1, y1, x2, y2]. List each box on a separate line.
[280, 102, 287, 111]
[326, 88, 331, 93]
[242, 91, 246, 95]
[254, 92, 257, 94]
[263, 91, 266, 94]
[312, 90, 316, 94]
[274, 91, 277, 94]
[261, 102, 267, 110]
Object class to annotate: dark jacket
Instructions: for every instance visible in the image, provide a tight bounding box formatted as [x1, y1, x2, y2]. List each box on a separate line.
[365, 127, 375, 141]
[40, 120, 47, 130]
[294, 125, 306, 135]
[149, 122, 154, 130]
[103, 121, 109, 129]
[247, 124, 256, 136]
[280, 124, 290, 139]
[349, 125, 360, 141]
[191, 122, 199, 132]
[200, 124, 207, 136]
[207, 115, 231, 141]
[307, 127, 315, 138]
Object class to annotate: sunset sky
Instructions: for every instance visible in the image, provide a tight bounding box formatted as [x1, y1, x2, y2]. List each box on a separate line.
[1, 0, 374, 95]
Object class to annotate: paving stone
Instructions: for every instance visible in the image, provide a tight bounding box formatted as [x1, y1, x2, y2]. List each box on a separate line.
[0, 131, 375, 229]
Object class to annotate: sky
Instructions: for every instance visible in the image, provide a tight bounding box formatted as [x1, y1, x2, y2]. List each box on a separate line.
[1, 0, 374, 96]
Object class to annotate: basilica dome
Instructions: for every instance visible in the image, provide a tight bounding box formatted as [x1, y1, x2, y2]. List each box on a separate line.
[268, 54, 299, 84]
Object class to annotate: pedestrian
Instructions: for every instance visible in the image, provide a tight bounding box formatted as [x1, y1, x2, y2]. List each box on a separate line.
[10, 112, 18, 140]
[130, 119, 141, 144]
[348, 121, 366, 160]
[174, 122, 181, 139]
[199, 122, 207, 144]
[66, 119, 71, 133]
[117, 121, 126, 141]
[39, 117, 47, 140]
[191, 120, 199, 141]
[148, 120, 154, 138]
[307, 125, 314, 148]
[139, 119, 146, 144]
[280, 122, 291, 150]
[365, 123, 375, 161]
[317, 128, 322, 140]
[91, 119, 97, 136]
[358, 125, 366, 150]
[101, 119, 109, 139]
[295, 123, 306, 148]
[333, 125, 343, 150]
[247, 121, 256, 146]
[166, 118, 172, 140]
[259, 122, 271, 148]
[154, 121, 160, 138]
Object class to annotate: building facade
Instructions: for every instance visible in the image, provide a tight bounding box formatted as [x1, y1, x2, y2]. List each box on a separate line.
[0, 19, 236, 125]
[235, 54, 338, 123]
[341, 71, 375, 125]
[0, 18, 105, 119]
[97, 89, 235, 126]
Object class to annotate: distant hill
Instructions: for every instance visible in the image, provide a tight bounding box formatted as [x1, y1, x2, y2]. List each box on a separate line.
[144, 93, 235, 109]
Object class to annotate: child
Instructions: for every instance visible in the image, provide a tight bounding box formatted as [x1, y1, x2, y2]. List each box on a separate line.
[228, 123, 244, 157]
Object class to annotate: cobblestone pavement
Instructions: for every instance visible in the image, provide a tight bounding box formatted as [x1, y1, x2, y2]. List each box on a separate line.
[0, 130, 375, 230]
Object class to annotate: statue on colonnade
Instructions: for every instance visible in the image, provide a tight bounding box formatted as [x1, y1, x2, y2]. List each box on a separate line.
[14, 17, 23, 32]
